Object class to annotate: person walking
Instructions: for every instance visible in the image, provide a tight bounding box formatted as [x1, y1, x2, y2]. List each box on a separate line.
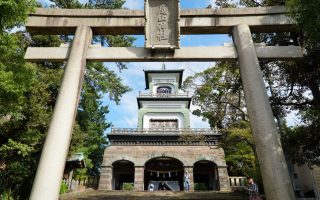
[184, 171, 190, 191]
[246, 177, 261, 200]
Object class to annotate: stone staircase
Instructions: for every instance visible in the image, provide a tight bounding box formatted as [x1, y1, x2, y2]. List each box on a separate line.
[60, 190, 249, 200]
[314, 166, 320, 196]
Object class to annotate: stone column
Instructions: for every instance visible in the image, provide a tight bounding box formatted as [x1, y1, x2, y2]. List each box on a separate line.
[134, 166, 144, 191]
[232, 24, 295, 200]
[184, 166, 194, 191]
[99, 166, 113, 190]
[29, 25, 92, 200]
[217, 166, 230, 191]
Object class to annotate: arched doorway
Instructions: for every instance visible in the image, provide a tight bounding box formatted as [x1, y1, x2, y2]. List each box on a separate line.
[193, 160, 219, 191]
[112, 160, 134, 190]
[144, 157, 184, 191]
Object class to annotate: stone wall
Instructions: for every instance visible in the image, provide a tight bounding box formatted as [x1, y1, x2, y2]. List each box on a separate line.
[99, 145, 229, 191]
[313, 166, 320, 198]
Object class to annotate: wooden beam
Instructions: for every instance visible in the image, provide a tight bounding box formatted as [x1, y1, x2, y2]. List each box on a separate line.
[26, 6, 295, 35]
[24, 46, 303, 62]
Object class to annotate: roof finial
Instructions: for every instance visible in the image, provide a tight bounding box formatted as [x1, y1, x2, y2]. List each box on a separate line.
[162, 62, 166, 70]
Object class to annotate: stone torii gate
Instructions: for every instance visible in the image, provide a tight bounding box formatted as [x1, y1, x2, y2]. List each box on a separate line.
[24, 1, 303, 200]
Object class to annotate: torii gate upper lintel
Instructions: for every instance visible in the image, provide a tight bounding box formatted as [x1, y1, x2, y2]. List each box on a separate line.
[26, 2, 300, 200]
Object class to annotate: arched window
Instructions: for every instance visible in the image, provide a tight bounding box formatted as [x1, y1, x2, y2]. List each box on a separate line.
[157, 86, 171, 94]
[193, 160, 219, 191]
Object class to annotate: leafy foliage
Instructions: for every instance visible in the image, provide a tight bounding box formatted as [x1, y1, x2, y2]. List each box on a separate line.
[0, 32, 65, 199]
[282, 108, 320, 165]
[183, 62, 247, 129]
[286, 0, 320, 49]
[183, 62, 258, 179]
[122, 183, 134, 190]
[1, 0, 134, 198]
[0, 0, 36, 31]
[221, 121, 259, 180]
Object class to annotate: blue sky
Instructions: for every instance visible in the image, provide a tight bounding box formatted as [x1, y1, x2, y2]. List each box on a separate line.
[38, 0, 217, 9]
[36, 0, 300, 129]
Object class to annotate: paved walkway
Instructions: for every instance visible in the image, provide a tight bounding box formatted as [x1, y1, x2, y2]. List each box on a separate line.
[60, 190, 248, 200]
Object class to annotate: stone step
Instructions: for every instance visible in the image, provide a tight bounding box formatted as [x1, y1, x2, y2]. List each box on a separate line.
[314, 166, 320, 194]
[60, 190, 249, 200]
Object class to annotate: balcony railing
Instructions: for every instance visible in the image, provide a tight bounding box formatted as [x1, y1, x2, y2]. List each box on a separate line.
[229, 176, 247, 187]
[138, 92, 189, 98]
[110, 128, 221, 135]
[152, 79, 176, 84]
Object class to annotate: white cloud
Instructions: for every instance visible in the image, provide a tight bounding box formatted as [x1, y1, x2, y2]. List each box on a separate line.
[125, 116, 138, 127]
[209, 0, 217, 7]
[109, 90, 139, 128]
[115, 116, 138, 128]
[120, 91, 140, 114]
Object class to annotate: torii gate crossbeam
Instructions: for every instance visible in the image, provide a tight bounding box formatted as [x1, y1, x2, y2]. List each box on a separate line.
[27, 6, 294, 35]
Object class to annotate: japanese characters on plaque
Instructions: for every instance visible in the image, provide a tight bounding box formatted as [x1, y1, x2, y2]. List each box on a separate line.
[145, 0, 180, 49]
[157, 4, 169, 42]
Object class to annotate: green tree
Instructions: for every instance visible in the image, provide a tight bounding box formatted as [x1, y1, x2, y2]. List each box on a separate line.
[1, 0, 134, 198]
[0, 32, 66, 199]
[222, 121, 259, 179]
[183, 62, 259, 180]
[183, 62, 247, 129]
[286, 0, 320, 49]
[0, 0, 36, 31]
[0, 1, 37, 198]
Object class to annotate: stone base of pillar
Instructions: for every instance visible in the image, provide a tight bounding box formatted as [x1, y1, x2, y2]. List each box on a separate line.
[134, 166, 144, 191]
[218, 166, 231, 192]
[99, 166, 112, 190]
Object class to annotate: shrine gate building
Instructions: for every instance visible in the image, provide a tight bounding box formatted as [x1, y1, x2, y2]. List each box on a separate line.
[99, 68, 230, 191]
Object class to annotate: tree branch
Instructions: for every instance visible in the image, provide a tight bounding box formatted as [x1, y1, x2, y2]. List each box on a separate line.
[271, 101, 314, 106]
[219, 101, 249, 119]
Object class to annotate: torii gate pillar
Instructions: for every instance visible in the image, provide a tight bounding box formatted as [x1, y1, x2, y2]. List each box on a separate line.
[232, 24, 295, 200]
[29, 25, 92, 200]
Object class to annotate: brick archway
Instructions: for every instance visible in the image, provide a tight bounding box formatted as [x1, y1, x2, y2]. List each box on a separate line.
[99, 145, 230, 191]
[193, 160, 219, 191]
[144, 156, 184, 191]
[112, 160, 135, 190]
